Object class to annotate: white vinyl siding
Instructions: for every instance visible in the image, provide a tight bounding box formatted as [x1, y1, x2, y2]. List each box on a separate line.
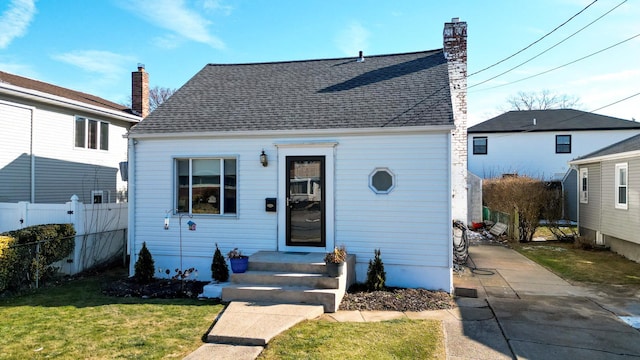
[600, 159, 640, 246]
[131, 131, 452, 290]
[579, 167, 588, 204]
[0, 102, 32, 202]
[615, 163, 628, 210]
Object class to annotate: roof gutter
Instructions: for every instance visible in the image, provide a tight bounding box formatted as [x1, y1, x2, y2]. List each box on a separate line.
[569, 149, 640, 165]
[126, 124, 455, 139]
[0, 82, 141, 123]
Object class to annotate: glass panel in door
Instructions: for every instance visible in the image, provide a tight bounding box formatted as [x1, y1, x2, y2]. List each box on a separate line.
[286, 156, 325, 247]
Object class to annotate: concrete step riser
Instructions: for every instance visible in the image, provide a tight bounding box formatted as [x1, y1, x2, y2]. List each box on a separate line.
[248, 261, 326, 274]
[222, 287, 337, 313]
[231, 272, 339, 289]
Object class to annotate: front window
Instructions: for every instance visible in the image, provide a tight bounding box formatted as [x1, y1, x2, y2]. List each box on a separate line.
[473, 137, 487, 155]
[556, 135, 571, 154]
[579, 168, 588, 204]
[176, 158, 237, 215]
[75, 116, 109, 150]
[615, 163, 628, 209]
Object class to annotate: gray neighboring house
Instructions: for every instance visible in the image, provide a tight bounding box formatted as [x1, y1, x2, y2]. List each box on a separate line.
[569, 134, 640, 263]
[468, 109, 640, 221]
[0, 69, 144, 204]
[126, 19, 468, 292]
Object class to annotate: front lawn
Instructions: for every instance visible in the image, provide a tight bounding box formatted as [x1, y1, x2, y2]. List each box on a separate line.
[0, 270, 223, 359]
[512, 241, 640, 287]
[259, 318, 445, 360]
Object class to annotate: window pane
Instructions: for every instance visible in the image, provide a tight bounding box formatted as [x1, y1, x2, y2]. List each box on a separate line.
[192, 159, 220, 214]
[88, 120, 98, 149]
[224, 159, 237, 214]
[582, 177, 587, 191]
[372, 171, 393, 191]
[75, 118, 85, 147]
[620, 168, 627, 186]
[176, 159, 190, 212]
[556, 135, 571, 153]
[619, 186, 627, 204]
[100, 122, 109, 150]
[473, 137, 487, 154]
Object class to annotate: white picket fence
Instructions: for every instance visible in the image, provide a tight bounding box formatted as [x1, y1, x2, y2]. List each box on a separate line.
[0, 195, 128, 275]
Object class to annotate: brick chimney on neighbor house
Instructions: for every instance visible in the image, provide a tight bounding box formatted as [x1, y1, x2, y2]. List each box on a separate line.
[443, 18, 468, 224]
[132, 64, 149, 118]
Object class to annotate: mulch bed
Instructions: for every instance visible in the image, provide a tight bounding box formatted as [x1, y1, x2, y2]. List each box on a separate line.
[102, 278, 456, 312]
[339, 284, 456, 312]
[102, 278, 208, 299]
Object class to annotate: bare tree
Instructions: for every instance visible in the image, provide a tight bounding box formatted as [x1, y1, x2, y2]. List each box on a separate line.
[149, 86, 176, 112]
[504, 90, 581, 111]
[123, 86, 176, 113]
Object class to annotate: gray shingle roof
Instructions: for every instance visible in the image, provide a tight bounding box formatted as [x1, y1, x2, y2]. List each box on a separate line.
[572, 133, 640, 162]
[468, 109, 640, 133]
[130, 50, 453, 135]
[0, 70, 133, 114]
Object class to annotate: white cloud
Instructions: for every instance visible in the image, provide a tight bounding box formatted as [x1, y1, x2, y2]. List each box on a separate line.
[200, 0, 233, 16]
[0, 0, 36, 49]
[119, 0, 225, 49]
[335, 21, 370, 57]
[51, 50, 135, 80]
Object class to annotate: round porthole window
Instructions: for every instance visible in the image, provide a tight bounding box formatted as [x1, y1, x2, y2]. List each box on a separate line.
[369, 168, 395, 194]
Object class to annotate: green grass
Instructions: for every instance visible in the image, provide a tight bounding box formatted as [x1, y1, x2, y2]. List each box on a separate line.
[0, 270, 223, 359]
[512, 241, 640, 286]
[259, 318, 445, 360]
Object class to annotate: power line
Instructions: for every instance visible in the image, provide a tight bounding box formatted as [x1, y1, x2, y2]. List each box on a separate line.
[468, 0, 598, 78]
[469, 0, 627, 89]
[473, 33, 640, 92]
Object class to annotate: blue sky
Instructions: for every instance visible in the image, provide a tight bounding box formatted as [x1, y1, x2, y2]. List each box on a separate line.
[1, 0, 638, 125]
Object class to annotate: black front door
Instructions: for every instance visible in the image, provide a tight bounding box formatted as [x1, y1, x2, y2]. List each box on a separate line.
[286, 156, 325, 247]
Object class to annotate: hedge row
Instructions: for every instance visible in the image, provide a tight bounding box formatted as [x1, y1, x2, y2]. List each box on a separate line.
[0, 224, 75, 293]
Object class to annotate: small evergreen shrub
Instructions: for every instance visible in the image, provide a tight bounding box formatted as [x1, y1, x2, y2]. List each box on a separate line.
[366, 248, 386, 291]
[134, 242, 155, 284]
[211, 243, 229, 282]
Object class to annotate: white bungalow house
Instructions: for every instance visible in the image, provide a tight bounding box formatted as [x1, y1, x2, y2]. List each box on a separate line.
[569, 134, 640, 263]
[0, 69, 143, 204]
[468, 109, 640, 220]
[126, 19, 468, 304]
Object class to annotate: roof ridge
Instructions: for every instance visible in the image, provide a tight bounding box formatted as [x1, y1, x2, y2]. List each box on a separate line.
[206, 48, 443, 67]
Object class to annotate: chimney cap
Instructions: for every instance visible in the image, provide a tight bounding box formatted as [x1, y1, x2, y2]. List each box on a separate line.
[451, 17, 460, 23]
[137, 63, 145, 71]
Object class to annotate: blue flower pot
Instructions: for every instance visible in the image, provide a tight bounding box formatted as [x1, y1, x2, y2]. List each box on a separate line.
[230, 257, 249, 273]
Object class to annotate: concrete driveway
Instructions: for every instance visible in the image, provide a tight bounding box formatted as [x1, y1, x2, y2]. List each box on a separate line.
[452, 244, 640, 359]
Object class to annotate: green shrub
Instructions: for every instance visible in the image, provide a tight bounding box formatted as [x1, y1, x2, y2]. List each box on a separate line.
[0, 224, 75, 293]
[134, 242, 155, 284]
[211, 243, 229, 282]
[366, 249, 386, 291]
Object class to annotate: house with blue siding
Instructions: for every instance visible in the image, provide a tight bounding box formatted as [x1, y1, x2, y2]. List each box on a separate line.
[126, 19, 468, 304]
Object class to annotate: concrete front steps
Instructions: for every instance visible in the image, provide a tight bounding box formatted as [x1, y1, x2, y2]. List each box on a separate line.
[220, 251, 355, 313]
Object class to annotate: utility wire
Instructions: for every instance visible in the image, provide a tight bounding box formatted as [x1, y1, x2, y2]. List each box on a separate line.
[469, 0, 627, 89]
[473, 33, 640, 92]
[468, 0, 598, 78]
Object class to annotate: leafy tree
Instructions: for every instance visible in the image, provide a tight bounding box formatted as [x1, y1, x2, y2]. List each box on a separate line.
[211, 243, 229, 282]
[134, 242, 155, 284]
[366, 249, 386, 291]
[504, 90, 581, 111]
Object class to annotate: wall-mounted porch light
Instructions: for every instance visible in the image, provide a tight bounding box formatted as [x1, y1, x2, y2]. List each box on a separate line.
[260, 150, 268, 167]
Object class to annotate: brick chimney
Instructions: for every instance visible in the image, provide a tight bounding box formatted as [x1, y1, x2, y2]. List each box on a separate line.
[132, 64, 149, 118]
[443, 18, 468, 224]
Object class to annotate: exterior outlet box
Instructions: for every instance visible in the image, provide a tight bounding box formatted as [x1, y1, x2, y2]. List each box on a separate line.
[265, 198, 277, 212]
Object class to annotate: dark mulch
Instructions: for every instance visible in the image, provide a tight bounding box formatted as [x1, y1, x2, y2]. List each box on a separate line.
[102, 278, 208, 299]
[339, 284, 456, 312]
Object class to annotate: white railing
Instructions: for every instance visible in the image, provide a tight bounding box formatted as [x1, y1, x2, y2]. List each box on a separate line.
[0, 195, 128, 275]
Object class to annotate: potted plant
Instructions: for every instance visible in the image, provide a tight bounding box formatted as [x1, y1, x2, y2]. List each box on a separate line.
[324, 245, 347, 277]
[227, 248, 249, 273]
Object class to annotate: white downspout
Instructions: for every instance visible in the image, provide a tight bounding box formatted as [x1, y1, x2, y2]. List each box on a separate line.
[127, 137, 137, 277]
[30, 108, 35, 202]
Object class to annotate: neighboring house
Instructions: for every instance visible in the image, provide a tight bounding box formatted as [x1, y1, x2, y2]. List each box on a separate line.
[126, 19, 468, 291]
[569, 134, 640, 263]
[0, 68, 144, 204]
[468, 109, 640, 220]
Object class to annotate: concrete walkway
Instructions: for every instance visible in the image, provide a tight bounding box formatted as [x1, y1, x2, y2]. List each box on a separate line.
[185, 244, 640, 359]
